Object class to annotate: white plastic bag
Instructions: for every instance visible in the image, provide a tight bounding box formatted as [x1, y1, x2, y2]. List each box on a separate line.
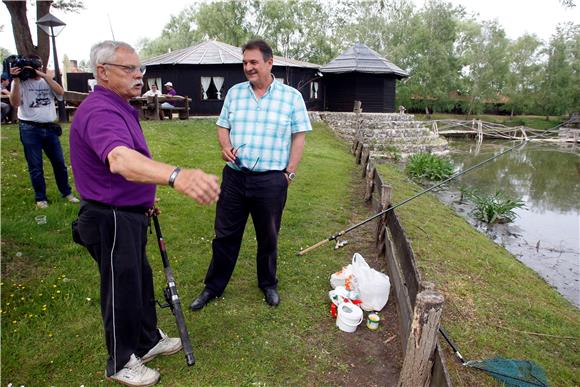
[330, 264, 356, 290]
[350, 253, 391, 311]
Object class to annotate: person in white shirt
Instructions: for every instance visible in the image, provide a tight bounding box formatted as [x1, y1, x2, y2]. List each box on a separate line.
[142, 83, 161, 97]
[9, 54, 79, 209]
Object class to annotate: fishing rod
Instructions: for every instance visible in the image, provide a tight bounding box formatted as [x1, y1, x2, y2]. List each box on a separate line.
[296, 139, 529, 256]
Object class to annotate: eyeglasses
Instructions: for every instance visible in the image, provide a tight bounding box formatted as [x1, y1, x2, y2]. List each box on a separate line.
[102, 63, 146, 75]
[233, 144, 260, 173]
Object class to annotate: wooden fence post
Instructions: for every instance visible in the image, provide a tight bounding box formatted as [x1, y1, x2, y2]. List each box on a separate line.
[355, 142, 364, 164]
[361, 146, 370, 177]
[398, 289, 445, 387]
[375, 184, 392, 250]
[364, 165, 375, 202]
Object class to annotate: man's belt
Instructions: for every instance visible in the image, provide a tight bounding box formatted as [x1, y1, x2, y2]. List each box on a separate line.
[81, 199, 150, 214]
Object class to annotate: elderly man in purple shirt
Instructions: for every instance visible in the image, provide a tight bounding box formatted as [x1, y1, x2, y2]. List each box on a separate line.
[70, 40, 220, 387]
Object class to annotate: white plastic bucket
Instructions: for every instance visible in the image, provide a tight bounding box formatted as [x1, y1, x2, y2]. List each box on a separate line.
[336, 303, 363, 333]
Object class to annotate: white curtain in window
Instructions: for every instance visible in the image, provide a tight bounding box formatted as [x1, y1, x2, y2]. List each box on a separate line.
[313, 81, 319, 99]
[201, 77, 212, 100]
[148, 77, 161, 90]
[87, 79, 97, 92]
[212, 76, 224, 100]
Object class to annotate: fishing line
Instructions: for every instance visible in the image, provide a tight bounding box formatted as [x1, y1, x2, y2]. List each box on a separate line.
[296, 120, 571, 256]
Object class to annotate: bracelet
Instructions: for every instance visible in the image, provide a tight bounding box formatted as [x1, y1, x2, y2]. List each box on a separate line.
[168, 167, 181, 188]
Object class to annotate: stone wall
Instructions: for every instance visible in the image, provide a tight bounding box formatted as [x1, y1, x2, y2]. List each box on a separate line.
[316, 112, 448, 159]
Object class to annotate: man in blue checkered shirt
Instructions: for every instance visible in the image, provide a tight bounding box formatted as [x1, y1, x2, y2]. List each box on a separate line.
[190, 39, 312, 310]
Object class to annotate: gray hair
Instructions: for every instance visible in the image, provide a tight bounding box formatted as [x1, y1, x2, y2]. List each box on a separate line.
[90, 40, 136, 78]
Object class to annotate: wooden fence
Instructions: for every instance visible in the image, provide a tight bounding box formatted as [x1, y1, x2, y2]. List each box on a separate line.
[352, 138, 452, 387]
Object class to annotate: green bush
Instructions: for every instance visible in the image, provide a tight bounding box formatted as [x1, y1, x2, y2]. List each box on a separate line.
[464, 189, 524, 224]
[405, 153, 454, 181]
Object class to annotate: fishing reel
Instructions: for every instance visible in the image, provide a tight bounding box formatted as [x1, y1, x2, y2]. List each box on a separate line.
[334, 239, 348, 250]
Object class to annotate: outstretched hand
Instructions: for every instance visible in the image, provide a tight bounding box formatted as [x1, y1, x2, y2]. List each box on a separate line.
[173, 168, 220, 205]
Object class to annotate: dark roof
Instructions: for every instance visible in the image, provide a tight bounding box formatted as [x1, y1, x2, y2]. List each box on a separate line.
[320, 43, 408, 77]
[142, 40, 320, 69]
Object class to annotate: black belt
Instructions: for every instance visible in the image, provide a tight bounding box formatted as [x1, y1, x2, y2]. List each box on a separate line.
[229, 167, 283, 176]
[81, 199, 150, 214]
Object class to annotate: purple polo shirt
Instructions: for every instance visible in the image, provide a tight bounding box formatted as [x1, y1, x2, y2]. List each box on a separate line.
[70, 85, 155, 208]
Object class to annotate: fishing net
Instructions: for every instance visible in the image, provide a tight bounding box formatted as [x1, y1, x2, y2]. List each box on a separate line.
[466, 356, 549, 387]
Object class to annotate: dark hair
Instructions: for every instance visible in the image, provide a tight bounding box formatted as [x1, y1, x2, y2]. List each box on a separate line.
[242, 39, 273, 62]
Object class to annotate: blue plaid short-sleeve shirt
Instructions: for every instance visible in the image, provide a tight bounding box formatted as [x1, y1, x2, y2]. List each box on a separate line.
[216, 78, 312, 172]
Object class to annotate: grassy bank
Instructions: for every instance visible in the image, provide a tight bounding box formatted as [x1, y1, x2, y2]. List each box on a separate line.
[1, 120, 365, 385]
[375, 162, 580, 386]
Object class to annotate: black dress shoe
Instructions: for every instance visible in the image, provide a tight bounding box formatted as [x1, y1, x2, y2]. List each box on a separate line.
[263, 288, 280, 307]
[189, 288, 216, 311]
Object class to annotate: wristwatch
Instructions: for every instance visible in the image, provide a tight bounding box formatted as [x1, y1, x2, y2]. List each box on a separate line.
[287, 172, 296, 181]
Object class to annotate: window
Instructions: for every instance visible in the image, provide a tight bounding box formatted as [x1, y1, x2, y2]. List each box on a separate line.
[310, 81, 319, 100]
[147, 77, 162, 91]
[201, 76, 224, 100]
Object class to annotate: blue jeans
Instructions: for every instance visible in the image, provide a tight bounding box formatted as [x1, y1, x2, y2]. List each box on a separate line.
[19, 121, 72, 202]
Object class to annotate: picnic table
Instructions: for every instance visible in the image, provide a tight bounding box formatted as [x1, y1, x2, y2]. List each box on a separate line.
[131, 95, 191, 120]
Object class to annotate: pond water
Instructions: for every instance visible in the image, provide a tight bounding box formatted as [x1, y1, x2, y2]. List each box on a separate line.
[437, 139, 580, 307]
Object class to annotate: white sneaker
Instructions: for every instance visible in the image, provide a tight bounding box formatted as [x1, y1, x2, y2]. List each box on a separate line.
[36, 200, 48, 209]
[65, 194, 80, 203]
[141, 329, 182, 363]
[106, 354, 160, 387]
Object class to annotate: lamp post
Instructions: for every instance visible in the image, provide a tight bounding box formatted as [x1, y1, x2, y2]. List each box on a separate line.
[36, 13, 67, 122]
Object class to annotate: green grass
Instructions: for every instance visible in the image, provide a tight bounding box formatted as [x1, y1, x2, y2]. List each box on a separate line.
[2, 119, 578, 386]
[1, 120, 362, 385]
[405, 153, 454, 181]
[375, 162, 580, 386]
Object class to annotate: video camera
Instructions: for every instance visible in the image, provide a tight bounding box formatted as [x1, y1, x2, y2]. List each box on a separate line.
[2, 55, 42, 81]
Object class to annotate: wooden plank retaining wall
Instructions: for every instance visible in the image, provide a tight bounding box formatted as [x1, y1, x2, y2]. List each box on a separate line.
[351, 139, 452, 387]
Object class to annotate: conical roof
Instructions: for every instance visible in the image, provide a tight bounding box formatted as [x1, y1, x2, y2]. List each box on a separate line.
[321, 43, 408, 77]
[142, 40, 319, 69]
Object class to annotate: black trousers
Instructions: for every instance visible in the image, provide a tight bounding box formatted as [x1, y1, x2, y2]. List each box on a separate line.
[77, 202, 161, 376]
[204, 166, 288, 295]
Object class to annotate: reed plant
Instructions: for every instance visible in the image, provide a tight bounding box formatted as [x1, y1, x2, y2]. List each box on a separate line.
[463, 189, 524, 224]
[405, 153, 453, 181]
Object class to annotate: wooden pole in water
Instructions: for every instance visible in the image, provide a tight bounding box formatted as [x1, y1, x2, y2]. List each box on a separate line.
[398, 289, 445, 387]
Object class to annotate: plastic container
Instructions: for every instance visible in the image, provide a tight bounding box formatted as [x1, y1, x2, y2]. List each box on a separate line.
[336, 302, 363, 333]
[367, 312, 380, 330]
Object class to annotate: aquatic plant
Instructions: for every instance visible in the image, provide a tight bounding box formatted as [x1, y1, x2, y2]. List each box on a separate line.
[464, 189, 524, 224]
[405, 153, 454, 181]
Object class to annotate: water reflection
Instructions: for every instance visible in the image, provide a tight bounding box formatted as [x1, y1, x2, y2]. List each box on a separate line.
[442, 139, 580, 307]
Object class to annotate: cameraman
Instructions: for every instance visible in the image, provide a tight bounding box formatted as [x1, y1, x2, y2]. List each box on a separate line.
[9, 55, 79, 208]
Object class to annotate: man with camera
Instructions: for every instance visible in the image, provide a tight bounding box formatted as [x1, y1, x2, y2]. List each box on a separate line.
[9, 55, 78, 208]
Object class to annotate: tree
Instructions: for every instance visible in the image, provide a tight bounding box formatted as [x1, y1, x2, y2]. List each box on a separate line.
[2, 0, 84, 70]
[538, 23, 579, 117]
[504, 34, 543, 116]
[462, 21, 510, 115]
[139, 0, 345, 64]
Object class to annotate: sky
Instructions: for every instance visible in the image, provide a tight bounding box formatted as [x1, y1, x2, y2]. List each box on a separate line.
[1, 0, 579, 65]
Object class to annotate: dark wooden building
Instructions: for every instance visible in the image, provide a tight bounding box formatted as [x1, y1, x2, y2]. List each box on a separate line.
[141, 40, 321, 115]
[321, 43, 408, 113]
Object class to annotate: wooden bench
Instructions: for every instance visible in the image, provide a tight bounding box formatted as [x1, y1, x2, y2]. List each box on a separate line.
[160, 95, 190, 120]
[64, 91, 89, 121]
[137, 95, 191, 120]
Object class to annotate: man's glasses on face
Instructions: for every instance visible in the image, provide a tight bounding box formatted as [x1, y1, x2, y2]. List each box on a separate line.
[232, 144, 260, 173]
[102, 63, 146, 75]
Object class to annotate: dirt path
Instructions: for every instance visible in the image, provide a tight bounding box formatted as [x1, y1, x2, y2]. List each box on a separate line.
[324, 169, 403, 386]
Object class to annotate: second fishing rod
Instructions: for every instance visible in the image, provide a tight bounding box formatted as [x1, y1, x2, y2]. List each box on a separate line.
[296, 138, 529, 256]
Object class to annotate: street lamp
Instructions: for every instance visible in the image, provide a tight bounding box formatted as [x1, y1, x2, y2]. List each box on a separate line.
[36, 13, 67, 122]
